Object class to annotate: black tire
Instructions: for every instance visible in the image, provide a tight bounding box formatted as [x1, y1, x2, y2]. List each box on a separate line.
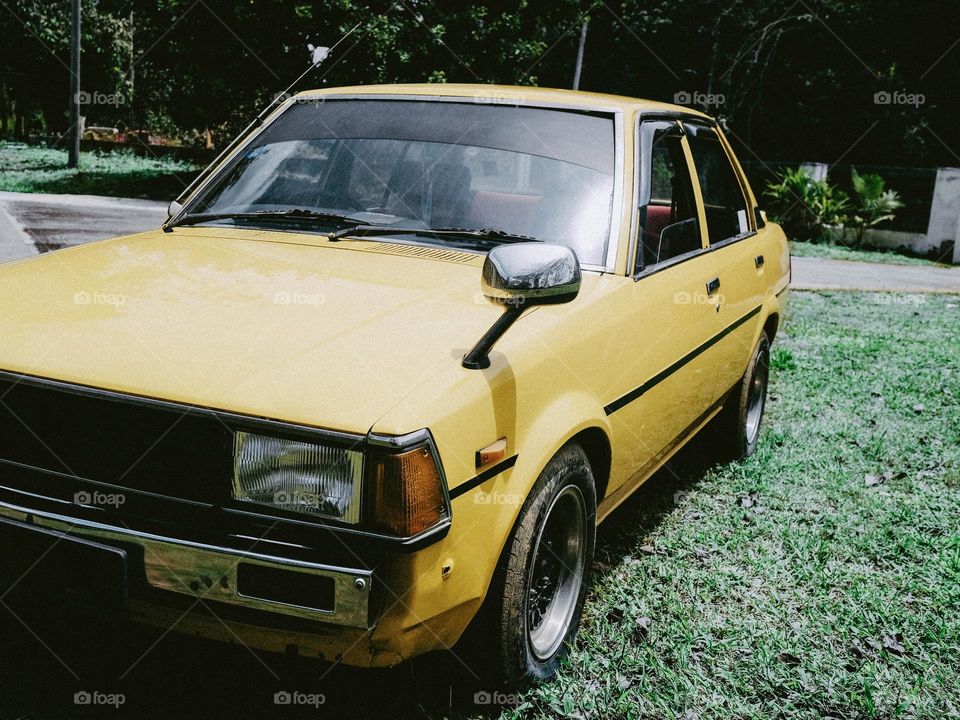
[715, 331, 770, 460]
[487, 443, 596, 686]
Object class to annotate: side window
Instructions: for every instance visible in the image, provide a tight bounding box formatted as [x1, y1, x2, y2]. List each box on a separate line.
[635, 121, 701, 273]
[684, 123, 751, 244]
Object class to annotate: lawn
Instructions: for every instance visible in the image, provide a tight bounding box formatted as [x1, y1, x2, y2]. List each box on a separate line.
[0, 141, 200, 200]
[789, 239, 950, 267]
[0, 290, 957, 719]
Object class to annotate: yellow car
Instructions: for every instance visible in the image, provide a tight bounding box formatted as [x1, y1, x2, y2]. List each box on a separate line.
[0, 84, 788, 684]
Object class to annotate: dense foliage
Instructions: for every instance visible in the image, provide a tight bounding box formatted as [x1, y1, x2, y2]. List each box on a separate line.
[765, 166, 904, 245]
[1, 1, 958, 166]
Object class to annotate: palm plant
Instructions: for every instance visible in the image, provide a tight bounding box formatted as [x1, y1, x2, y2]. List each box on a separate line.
[847, 168, 904, 246]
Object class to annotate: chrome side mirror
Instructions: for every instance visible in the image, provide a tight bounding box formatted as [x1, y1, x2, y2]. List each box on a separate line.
[463, 243, 581, 369]
[166, 200, 184, 220]
[480, 242, 581, 307]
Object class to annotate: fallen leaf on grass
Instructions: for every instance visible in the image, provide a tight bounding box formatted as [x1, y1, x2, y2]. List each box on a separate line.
[865, 470, 907, 487]
[631, 616, 653, 644]
[606, 607, 625, 624]
[639, 544, 657, 555]
[777, 652, 801, 667]
[883, 633, 906, 656]
[738, 491, 759, 509]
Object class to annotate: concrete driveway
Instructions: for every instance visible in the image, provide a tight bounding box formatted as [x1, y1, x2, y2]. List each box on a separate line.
[0, 191, 167, 262]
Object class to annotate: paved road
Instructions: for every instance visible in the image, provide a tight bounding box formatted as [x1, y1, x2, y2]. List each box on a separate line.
[790, 255, 960, 294]
[1, 191, 959, 293]
[0, 191, 167, 262]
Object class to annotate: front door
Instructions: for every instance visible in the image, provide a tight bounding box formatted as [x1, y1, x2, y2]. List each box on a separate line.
[602, 119, 724, 508]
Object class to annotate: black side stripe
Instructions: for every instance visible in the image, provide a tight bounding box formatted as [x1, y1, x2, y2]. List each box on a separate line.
[449, 455, 518, 500]
[604, 305, 762, 415]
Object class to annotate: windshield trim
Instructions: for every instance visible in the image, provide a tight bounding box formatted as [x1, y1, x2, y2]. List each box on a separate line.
[172, 94, 624, 274]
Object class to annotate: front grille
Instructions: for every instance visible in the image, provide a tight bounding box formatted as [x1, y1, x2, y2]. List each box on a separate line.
[0, 373, 231, 504]
[0, 372, 385, 567]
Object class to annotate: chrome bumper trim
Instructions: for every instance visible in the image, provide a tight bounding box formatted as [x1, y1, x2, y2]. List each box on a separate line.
[0, 500, 372, 629]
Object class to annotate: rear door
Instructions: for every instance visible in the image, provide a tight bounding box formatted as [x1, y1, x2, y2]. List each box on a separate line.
[682, 121, 766, 402]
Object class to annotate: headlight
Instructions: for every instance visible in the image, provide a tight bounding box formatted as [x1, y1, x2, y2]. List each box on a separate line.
[232, 431, 363, 524]
[231, 428, 451, 538]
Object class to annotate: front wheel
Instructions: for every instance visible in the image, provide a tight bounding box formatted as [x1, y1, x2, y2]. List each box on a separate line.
[489, 443, 596, 685]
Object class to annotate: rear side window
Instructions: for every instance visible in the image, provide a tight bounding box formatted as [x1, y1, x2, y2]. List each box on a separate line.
[684, 123, 750, 244]
[635, 120, 701, 272]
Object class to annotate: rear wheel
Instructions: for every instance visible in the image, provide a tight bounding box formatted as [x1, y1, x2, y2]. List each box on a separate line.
[488, 443, 596, 685]
[715, 332, 770, 460]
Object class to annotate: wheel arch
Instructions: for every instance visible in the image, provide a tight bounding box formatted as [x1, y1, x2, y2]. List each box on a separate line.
[763, 311, 780, 343]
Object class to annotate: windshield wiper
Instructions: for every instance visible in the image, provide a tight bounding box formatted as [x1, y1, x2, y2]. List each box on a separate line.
[330, 225, 540, 244]
[173, 208, 366, 229]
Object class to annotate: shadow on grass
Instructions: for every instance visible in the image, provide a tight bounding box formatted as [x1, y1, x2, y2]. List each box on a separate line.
[0, 423, 728, 720]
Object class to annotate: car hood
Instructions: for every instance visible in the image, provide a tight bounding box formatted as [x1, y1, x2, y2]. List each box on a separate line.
[0, 227, 509, 434]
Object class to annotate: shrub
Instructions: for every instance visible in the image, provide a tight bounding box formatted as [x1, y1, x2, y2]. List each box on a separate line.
[764, 167, 848, 242]
[846, 167, 904, 246]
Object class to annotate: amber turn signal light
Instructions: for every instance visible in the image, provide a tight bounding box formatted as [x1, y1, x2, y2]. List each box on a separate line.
[476, 437, 507, 469]
[367, 443, 449, 537]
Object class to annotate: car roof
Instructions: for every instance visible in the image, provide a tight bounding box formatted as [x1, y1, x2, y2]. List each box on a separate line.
[294, 83, 711, 119]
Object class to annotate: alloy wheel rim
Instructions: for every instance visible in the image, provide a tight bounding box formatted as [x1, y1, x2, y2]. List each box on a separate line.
[745, 345, 769, 444]
[526, 484, 587, 661]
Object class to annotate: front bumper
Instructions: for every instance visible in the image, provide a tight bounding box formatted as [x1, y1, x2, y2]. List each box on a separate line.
[0, 499, 372, 629]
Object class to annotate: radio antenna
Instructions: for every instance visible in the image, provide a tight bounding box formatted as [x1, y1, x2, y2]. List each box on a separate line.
[164, 20, 363, 228]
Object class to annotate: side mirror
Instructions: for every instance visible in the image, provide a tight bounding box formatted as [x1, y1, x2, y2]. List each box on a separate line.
[463, 243, 581, 369]
[166, 200, 184, 220]
[480, 242, 581, 307]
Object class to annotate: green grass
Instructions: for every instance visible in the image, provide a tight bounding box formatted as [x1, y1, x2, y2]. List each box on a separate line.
[790, 239, 949, 267]
[470, 290, 960, 719]
[0, 141, 199, 200]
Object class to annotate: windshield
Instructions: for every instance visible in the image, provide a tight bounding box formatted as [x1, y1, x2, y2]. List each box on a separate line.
[188, 99, 617, 266]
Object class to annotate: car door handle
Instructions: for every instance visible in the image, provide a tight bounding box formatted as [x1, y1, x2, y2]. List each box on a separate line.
[706, 277, 721, 295]
[755, 255, 765, 268]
